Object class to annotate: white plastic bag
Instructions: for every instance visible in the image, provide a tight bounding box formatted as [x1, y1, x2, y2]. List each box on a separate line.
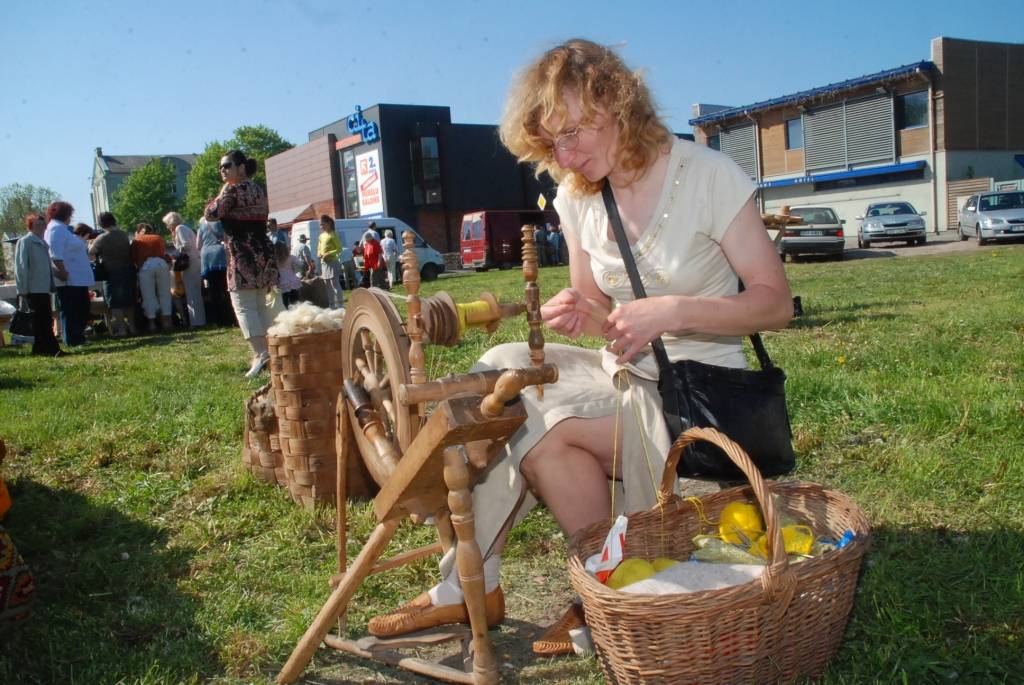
[584, 514, 628, 584]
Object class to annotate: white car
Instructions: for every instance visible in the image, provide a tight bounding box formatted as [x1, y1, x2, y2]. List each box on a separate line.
[958, 191, 1024, 245]
[856, 202, 927, 248]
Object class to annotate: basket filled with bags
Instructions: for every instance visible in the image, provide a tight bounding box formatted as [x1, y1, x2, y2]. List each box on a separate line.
[567, 427, 870, 685]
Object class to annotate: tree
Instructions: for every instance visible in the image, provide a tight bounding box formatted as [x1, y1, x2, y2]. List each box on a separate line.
[110, 159, 180, 232]
[182, 140, 228, 225]
[0, 183, 61, 236]
[0, 183, 61, 276]
[182, 125, 293, 224]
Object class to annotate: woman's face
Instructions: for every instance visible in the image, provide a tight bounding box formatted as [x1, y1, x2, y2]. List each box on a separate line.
[219, 156, 245, 185]
[541, 90, 620, 183]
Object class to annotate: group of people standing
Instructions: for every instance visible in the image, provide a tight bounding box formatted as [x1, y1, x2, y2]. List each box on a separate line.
[315, 216, 399, 309]
[11, 200, 240, 356]
[532, 222, 566, 267]
[11, 204, 198, 355]
[10, 147, 411, 379]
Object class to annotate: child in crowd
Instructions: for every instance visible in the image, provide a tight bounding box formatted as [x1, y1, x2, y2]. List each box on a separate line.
[275, 242, 302, 308]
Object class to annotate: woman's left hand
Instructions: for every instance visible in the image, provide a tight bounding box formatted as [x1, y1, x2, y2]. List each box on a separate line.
[601, 297, 676, 364]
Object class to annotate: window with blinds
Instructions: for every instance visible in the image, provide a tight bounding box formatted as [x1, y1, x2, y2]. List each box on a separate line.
[803, 103, 846, 171]
[803, 94, 895, 171]
[845, 94, 894, 165]
[720, 123, 757, 178]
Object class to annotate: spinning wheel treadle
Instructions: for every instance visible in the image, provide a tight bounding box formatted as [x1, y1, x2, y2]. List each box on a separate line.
[340, 288, 419, 487]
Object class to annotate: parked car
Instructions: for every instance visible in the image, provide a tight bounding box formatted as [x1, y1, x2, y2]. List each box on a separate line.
[957, 191, 1024, 245]
[856, 202, 927, 248]
[776, 206, 845, 261]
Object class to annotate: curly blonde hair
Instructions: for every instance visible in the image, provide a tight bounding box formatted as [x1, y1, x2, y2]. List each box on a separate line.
[499, 39, 672, 195]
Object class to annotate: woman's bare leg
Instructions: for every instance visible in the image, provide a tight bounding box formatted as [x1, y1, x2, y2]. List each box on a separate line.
[518, 415, 620, 537]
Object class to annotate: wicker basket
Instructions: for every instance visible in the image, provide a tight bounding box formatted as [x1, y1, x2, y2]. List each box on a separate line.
[568, 427, 870, 685]
[243, 383, 286, 486]
[269, 330, 342, 508]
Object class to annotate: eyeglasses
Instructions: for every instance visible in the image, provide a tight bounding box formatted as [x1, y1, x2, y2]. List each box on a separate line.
[219, 162, 235, 170]
[550, 125, 583, 153]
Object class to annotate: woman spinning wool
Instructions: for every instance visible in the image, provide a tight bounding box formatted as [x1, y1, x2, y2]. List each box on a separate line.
[368, 39, 793, 653]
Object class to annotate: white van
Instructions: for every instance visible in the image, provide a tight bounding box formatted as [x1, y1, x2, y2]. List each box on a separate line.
[291, 217, 446, 281]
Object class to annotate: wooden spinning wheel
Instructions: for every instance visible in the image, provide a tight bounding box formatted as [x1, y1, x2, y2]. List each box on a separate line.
[340, 288, 418, 487]
[278, 227, 556, 685]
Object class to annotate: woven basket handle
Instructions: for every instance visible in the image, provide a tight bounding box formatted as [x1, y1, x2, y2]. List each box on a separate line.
[660, 426, 797, 605]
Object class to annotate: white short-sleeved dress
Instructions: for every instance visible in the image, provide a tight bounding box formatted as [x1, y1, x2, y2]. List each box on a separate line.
[440, 139, 756, 575]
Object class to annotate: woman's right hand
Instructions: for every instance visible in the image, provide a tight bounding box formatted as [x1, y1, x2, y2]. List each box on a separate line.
[541, 287, 607, 338]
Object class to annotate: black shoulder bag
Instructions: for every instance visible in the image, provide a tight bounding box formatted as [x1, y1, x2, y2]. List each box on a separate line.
[9, 297, 35, 338]
[172, 252, 190, 273]
[601, 183, 796, 479]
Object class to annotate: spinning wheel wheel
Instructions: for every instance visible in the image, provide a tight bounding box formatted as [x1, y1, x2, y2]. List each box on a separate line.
[340, 288, 419, 487]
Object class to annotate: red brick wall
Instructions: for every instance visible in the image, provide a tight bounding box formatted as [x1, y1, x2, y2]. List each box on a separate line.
[414, 207, 450, 251]
[265, 136, 341, 222]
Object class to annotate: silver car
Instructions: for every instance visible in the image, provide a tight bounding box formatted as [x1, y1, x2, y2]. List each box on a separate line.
[958, 191, 1024, 245]
[776, 206, 846, 261]
[856, 202, 927, 248]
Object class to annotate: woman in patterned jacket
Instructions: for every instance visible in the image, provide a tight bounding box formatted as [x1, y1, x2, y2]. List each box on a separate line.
[204, 149, 280, 378]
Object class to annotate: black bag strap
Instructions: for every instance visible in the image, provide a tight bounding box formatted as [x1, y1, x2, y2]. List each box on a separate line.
[599, 182, 774, 371]
[600, 182, 687, 438]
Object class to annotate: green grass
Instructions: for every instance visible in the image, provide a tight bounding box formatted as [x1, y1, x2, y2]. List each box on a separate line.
[1, 245, 1022, 684]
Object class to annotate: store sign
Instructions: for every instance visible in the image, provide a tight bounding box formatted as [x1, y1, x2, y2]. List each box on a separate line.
[356, 149, 384, 217]
[347, 105, 380, 143]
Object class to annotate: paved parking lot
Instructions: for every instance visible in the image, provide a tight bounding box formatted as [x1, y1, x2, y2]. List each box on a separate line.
[796, 230, 1024, 262]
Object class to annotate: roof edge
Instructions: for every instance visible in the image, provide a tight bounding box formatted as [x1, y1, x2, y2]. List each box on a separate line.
[689, 61, 935, 127]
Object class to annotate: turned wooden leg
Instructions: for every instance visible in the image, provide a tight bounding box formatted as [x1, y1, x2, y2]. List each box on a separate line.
[443, 446, 498, 685]
[335, 393, 353, 634]
[336, 394, 352, 574]
[277, 518, 400, 684]
[434, 507, 456, 555]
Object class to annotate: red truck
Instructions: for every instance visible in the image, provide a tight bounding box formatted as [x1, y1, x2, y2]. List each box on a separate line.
[459, 209, 560, 271]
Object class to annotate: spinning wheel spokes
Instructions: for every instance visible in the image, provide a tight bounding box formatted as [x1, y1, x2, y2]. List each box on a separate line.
[341, 288, 418, 487]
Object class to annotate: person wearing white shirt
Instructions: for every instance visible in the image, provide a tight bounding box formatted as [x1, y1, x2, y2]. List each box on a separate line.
[380, 229, 399, 288]
[44, 201, 93, 346]
[164, 212, 206, 327]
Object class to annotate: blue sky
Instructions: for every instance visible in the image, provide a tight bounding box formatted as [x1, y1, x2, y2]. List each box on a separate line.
[1, 0, 1021, 223]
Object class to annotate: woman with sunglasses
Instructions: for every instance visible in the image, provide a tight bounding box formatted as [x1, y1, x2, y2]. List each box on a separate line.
[204, 150, 280, 378]
[368, 38, 793, 653]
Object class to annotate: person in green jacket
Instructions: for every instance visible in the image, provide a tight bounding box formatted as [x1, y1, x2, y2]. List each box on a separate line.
[317, 215, 344, 309]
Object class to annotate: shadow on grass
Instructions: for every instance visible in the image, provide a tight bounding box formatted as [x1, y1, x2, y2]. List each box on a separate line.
[836, 524, 1024, 682]
[789, 300, 903, 329]
[0, 375, 35, 390]
[85, 331, 205, 353]
[843, 248, 899, 260]
[0, 479, 213, 683]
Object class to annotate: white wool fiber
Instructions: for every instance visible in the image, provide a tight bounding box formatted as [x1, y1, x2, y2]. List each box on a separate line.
[268, 302, 345, 336]
[619, 562, 764, 595]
